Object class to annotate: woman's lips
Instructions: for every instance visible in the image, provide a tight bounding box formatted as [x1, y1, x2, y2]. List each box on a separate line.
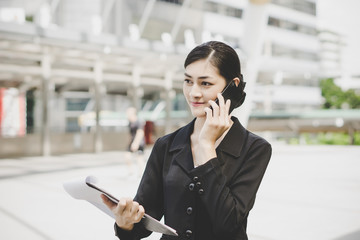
[191, 102, 205, 107]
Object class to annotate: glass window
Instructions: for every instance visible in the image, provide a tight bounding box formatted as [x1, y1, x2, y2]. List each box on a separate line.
[66, 98, 90, 111]
[272, 43, 318, 61]
[204, 1, 243, 19]
[268, 17, 317, 36]
[271, 0, 316, 16]
[66, 118, 81, 132]
[158, 0, 183, 5]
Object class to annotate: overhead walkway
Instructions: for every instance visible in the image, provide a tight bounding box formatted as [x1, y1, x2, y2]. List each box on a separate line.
[0, 21, 189, 155]
[0, 21, 188, 93]
[249, 109, 360, 134]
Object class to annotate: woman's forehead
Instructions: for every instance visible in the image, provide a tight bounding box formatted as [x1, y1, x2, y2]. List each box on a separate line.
[185, 59, 219, 77]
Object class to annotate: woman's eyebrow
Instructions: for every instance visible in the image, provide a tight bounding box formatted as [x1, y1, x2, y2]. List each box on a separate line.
[184, 73, 192, 78]
[184, 72, 211, 79]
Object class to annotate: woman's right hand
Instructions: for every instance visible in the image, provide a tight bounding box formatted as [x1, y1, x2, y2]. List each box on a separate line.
[101, 195, 145, 231]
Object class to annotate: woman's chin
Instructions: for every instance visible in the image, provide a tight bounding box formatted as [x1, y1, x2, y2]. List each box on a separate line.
[191, 109, 206, 118]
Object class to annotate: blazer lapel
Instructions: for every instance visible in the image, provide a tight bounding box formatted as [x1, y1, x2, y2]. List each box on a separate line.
[169, 119, 195, 174]
[217, 117, 247, 158]
[168, 117, 247, 172]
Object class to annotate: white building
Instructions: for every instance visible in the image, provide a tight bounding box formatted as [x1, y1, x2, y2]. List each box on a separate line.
[1, 0, 355, 155]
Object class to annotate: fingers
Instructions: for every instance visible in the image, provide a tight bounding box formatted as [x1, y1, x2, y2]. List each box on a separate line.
[204, 106, 212, 117]
[126, 201, 144, 223]
[113, 198, 145, 229]
[225, 99, 231, 124]
[225, 98, 231, 111]
[218, 93, 231, 117]
[136, 205, 145, 222]
[130, 201, 139, 214]
[208, 93, 231, 119]
[208, 99, 219, 117]
[217, 93, 226, 119]
[217, 92, 225, 106]
[117, 198, 135, 215]
[101, 194, 117, 210]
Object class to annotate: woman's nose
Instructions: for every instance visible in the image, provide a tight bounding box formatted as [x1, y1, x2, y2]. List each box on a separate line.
[189, 85, 202, 98]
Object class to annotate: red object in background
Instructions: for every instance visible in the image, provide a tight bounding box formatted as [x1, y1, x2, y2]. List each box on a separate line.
[0, 88, 3, 132]
[144, 120, 154, 145]
[18, 92, 26, 136]
[0, 88, 26, 137]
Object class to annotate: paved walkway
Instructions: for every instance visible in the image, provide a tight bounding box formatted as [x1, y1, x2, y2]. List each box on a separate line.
[0, 144, 359, 240]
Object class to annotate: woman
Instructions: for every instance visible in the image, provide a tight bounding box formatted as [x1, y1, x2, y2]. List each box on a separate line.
[102, 41, 272, 240]
[126, 107, 145, 154]
[125, 107, 146, 177]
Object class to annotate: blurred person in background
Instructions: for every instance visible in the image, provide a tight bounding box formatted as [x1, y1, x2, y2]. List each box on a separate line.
[125, 107, 145, 178]
[103, 41, 272, 239]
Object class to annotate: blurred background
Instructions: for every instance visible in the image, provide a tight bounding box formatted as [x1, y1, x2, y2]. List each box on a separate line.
[0, 1, 359, 240]
[0, 0, 359, 157]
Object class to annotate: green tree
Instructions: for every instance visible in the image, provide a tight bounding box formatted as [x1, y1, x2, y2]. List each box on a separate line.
[320, 78, 360, 109]
[347, 89, 360, 108]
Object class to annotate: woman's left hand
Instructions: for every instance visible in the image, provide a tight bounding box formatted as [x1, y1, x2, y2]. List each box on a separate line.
[200, 93, 232, 144]
[193, 93, 231, 167]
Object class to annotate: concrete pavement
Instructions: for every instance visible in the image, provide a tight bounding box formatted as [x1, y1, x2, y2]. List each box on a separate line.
[0, 144, 359, 240]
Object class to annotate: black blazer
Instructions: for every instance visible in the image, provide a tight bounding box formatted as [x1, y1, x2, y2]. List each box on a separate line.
[115, 117, 272, 240]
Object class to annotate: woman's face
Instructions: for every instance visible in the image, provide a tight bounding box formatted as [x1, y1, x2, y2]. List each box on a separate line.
[183, 59, 227, 118]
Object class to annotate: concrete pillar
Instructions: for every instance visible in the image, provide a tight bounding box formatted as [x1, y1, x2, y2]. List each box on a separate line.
[94, 60, 103, 153]
[131, 66, 142, 111]
[114, 0, 124, 37]
[233, 0, 270, 127]
[348, 125, 355, 145]
[50, 0, 61, 26]
[171, 0, 191, 43]
[138, 0, 157, 37]
[41, 49, 52, 156]
[101, 0, 115, 34]
[164, 71, 174, 134]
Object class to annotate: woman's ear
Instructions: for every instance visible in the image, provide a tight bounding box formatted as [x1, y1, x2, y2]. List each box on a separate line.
[233, 77, 240, 87]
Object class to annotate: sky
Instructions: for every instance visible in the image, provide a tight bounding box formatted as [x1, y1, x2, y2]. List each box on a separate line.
[317, 0, 360, 77]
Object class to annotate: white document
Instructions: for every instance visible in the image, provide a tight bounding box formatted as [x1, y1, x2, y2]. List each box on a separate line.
[63, 176, 178, 236]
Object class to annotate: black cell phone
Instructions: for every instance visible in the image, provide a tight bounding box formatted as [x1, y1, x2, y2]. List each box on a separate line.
[212, 80, 246, 113]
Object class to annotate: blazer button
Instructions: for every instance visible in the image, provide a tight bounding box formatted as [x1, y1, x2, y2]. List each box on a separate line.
[198, 188, 204, 195]
[193, 176, 199, 182]
[186, 229, 192, 238]
[186, 207, 193, 215]
[188, 183, 195, 191]
[196, 181, 201, 187]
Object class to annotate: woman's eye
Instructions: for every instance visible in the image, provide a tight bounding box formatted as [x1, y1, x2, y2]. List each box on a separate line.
[184, 79, 192, 84]
[201, 81, 212, 86]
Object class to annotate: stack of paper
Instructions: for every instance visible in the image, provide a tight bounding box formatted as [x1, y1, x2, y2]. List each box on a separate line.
[63, 176, 177, 236]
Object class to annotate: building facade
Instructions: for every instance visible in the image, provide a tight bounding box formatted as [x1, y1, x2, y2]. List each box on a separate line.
[2, 0, 350, 156]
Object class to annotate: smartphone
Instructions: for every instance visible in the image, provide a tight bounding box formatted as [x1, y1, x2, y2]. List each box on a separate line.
[212, 80, 246, 113]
